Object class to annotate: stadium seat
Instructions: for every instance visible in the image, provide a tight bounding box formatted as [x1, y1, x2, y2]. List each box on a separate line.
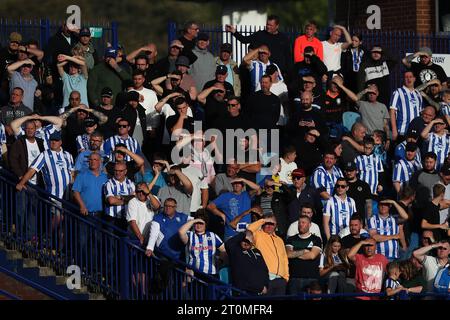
[342, 112, 361, 133]
[219, 267, 230, 284]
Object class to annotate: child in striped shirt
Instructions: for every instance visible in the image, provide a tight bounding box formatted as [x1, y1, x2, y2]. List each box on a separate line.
[355, 136, 384, 195]
[385, 261, 406, 299]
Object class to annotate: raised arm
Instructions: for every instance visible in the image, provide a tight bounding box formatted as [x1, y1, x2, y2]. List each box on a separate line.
[207, 202, 226, 224]
[20, 45, 44, 62]
[150, 75, 169, 96]
[85, 107, 108, 125]
[413, 242, 444, 262]
[381, 199, 409, 220]
[179, 218, 202, 244]
[402, 51, 424, 69]
[7, 59, 34, 76]
[332, 76, 359, 102]
[197, 86, 218, 105]
[421, 118, 439, 140]
[170, 166, 193, 195]
[242, 47, 260, 68]
[10, 115, 34, 136]
[38, 115, 64, 129]
[334, 25, 352, 50]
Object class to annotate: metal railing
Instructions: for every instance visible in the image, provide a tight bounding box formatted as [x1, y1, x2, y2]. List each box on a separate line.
[168, 22, 450, 90]
[0, 168, 241, 300]
[0, 18, 118, 55]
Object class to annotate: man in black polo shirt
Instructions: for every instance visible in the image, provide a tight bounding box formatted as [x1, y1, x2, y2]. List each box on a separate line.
[343, 161, 372, 227]
[285, 215, 322, 294]
[203, 65, 234, 96]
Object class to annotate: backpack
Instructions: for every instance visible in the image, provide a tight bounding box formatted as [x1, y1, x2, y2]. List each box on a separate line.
[433, 265, 450, 293]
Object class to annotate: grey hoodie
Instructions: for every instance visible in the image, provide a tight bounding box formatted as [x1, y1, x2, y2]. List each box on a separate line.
[189, 46, 216, 92]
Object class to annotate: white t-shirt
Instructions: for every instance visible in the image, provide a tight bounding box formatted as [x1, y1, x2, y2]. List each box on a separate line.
[132, 109, 144, 146]
[287, 221, 322, 240]
[271, 81, 289, 126]
[129, 88, 159, 130]
[279, 158, 297, 185]
[26, 139, 40, 185]
[322, 41, 344, 72]
[422, 255, 449, 292]
[126, 197, 159, 238]
[182, 165, 209, 213]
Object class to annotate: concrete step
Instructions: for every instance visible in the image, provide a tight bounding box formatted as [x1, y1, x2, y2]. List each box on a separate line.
[73, 286, 89, 294]
[39, 267, 55, 277]
[5, 249, 22, 261]
[23, 259, 38, 268]
[89, 293, 106, 300]
[55, 276, 67, 286]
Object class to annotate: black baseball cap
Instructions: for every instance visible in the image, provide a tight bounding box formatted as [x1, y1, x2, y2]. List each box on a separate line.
[101, 87, 113, 98]
[220, 43, 232, 53]
[216, 65, 228, 75]
[343, 161, 357, 171]
[197, 32, 209, 41]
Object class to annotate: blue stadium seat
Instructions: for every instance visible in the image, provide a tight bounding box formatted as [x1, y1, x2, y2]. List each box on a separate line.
[342, 112, 361, 133]
[219, 267, 230, 284]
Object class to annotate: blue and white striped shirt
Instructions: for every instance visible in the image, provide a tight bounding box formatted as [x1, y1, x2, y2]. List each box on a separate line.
[368, 214, 399, 259]
[311, 165, 344, 195]
[392, 159, 422, 185]
[187, 231, 223, 275]
[426, 133, 450, 170]
[324, 195, 357, 236]
[0, 123, 6, 157]
[439, 102, 450, 116]
[103, 177, 135, 218]
[76, 134, 90, 153]
[389, 86, 423, 135]
[30, 149, 74, 198]
[249, 60, 283, 92]
[355, 154, 384, 194]
[394, 140, 422, 163]
[17, 124, 60, 150]
[103, 135, 141, 161]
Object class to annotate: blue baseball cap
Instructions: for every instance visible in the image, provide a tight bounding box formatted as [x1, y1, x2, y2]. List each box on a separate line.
[104, 47, 117, 59]
[49, 131, 62, 141]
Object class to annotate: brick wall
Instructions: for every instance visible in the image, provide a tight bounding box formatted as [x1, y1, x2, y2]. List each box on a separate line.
[335, 0, 435, 33]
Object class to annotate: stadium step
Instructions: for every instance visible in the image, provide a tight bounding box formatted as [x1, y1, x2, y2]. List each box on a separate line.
[0, 242, 106, 300]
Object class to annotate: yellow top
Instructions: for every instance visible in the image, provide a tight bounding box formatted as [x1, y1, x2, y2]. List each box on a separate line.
[247, 219, 290, 281]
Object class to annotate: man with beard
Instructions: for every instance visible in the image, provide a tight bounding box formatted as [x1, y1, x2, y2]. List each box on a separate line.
[288, 90, 327, 142]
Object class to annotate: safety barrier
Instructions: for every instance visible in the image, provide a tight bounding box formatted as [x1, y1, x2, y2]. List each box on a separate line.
[0, 168, 242, 300]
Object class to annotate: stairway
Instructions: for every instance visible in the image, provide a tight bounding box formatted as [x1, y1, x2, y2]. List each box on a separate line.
[0, 241, 106, 300]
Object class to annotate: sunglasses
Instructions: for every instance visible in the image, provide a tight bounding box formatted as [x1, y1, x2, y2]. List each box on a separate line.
[136, 190, 149, 196]
[265, 185, 275, 189]
[118, 124, 128, 128]
[336, 184, 347, 189]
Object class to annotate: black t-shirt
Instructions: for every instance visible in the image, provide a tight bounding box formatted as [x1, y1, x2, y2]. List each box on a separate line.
[236, 148, 260, 183]
[341, 234, 363, 278]
[94, 105, 119, 139]
[347, 179, 372, 222]
[411, 62, 448, 87]
[286, 233, 322, 279]
[422, 201, 447, 241]
[203, 97, 227, 130]
[165, 114, 194, 134]
[0, 47, 17, 81]
[322, 91, 346, 123]
[244, 91, 280, 130]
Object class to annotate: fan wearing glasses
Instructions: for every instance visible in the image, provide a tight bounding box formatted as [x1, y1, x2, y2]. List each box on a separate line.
[127, 182, 160, 247]
[323, 178, 357, 241]
[413, 239, 450, 292]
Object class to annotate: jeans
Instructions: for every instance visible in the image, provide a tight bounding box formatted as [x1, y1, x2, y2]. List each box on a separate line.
[16, 189, 38, 241]
[288, 278, 317, 295]
[326, 271, 347, 293]
[267, 278, 287, 296]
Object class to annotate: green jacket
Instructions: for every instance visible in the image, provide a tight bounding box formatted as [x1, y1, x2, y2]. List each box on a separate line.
[87, 61, 131, 106]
